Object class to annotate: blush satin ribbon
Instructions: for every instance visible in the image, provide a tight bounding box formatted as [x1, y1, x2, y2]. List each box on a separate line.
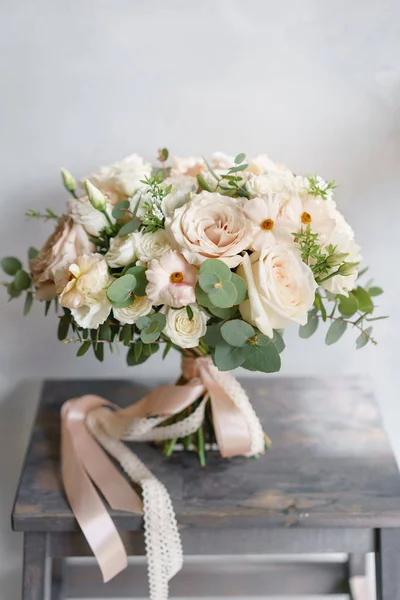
[61, 356, 265, 599]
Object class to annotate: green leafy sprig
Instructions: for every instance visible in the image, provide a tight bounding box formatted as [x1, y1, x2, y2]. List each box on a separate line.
[140, 173, 171, 233]
[198, 153, 250, 198]
[306, 174, 337, 200]
[25, 208, 59, 221]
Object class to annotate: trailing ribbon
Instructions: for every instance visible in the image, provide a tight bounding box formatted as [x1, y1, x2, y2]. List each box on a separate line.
[61, 356, 265, 599]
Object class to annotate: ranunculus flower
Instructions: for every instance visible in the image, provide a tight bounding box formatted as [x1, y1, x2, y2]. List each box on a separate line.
[134, 229, 172, 263]
[113, 295, 152, 325]
[30, 215, 94, 301]
[57, 253, 112, 328]
[146, 250, 197, 308]
[161, 175, 198, 218]
[246, 171, 299, 197]
[89, 153, 152, 204]
[162, 304, 208, 348]
[244, 193, 302, 251]
[237, 246, 318, 337]
[105, 234, 137, 268]
[166, 191, 255, 267]
[68, 195, 115, 237]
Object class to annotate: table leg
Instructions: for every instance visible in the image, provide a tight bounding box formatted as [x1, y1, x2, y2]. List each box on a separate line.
[376, 529, 400, 600]
[50, 558, 64, 600]
[22, 532, 47, 600]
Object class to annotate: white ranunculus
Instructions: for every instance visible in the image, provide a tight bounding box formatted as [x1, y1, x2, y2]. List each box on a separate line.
[105, 234, 137, 268]
[68, 195, 115, 237]
[162, 304, 208, 348]
[246, 172, 299, 198]
[57, 253, 112, 329]
[113, 295, 152, 325]
[134, 229, 171, 263]
[237, 247, 318, 337]
[166, 191, 255, 267]
[161, 175, 198, 218]
[89, 153, 152, 204]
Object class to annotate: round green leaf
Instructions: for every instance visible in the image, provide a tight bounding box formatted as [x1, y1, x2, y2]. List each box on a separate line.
[112, 200, 130, 219]
[208, 305, 238, 319]
[221, 320, 254, 347]
[353, 287, 373, 314]
[214, 341, 246, 371]
[230, 273, 247, 304]
[124, 266, 148, 296]
[272, 330, 285, 354]
[1, 256, 22, 276]
[14, 269, 31, 291]
[7, 281, 21, 298]
[243, 341, 281, 373]
[28, 247, 39, 261]
[135, 315, 151, 330]
[199, 258, 232, 281]
[107, 274, 136, 305]
[196, 283, 213, 308]
[199, 272, 221, 294]
[368, 286, 383, 297]
[204, 324, 223, 348]
[325, 318, 347, 345]
[118, 218, 141, 237]
[209, 280, 237, 308]
[299, 309, 319, 339]
[338, 292, 358, 317]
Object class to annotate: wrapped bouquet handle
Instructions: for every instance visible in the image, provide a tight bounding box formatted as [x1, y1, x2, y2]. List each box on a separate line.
[61, 357, 265, 600]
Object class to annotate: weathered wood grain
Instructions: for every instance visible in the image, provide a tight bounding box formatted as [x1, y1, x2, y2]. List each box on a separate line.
[22, 532, 47, 600]
[12, 377, 400, 532]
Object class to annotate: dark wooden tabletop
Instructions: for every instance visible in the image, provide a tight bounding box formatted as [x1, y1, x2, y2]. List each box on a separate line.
[12, 377, 400, 532]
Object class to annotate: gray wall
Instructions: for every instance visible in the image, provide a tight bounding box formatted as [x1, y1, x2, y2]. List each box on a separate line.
[0, 1, 398, 598]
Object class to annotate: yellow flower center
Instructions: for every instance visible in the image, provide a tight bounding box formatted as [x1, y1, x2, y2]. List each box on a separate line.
[170, 271, 184, 284]
[301, 211, 312, 224]
[261, 218, 274, 230]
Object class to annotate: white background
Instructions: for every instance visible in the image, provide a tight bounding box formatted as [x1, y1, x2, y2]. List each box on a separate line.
[0, 1, 398, 598]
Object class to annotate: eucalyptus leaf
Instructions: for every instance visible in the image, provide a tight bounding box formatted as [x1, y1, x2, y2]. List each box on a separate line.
[122, 324, 133, 346]
[107, 274, 136, 305]
[124, 266, 148, 296]
[7, 282, 21, 298]
[118, 218, 141, 236]
[299, 309, 319, 339]
[234, 153, 246, 164]
[214, 341, 246, 371]
[57, 316, 70, 341]
[112, 200, 130, 219]
[14, 269, 31, 291]
[127, 343, 148, 366]
[368, 286, 383, 297]
[338, 292, 358, 317]
[135, 315, 151, 330]
[325, 318, 347, 345]
[199, 258, 232, 281]
[23, 291, 34, 316]
[272, 330, 285, 354]
[77, 341, 91, 357]
[196, 174, 213, 192]
[199, 272, 221, 294]
[1, 256, 22, 276]
[208, 305, 238, 319]
[353, 287, 373, 313]
[203, 324, 223, 348]
[356, 327, 372, 349]
[209, 280, 237, 308]
[28, 247, 39, 260]
[221, 320, 254, 347]
[230, 273, 247, 304]
[93, 341, 104, 362]
[243, 340, 281, 373]
[195, 283, 213, 308]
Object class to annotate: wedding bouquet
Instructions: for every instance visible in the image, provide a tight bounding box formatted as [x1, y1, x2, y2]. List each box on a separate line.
[2, 150, 385, 463]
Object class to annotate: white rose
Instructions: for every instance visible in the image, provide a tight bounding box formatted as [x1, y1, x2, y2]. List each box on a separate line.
[247, 154, 291, 176]
[246, 172, 298, 198]
[166, 191, 255, 267]
[322, 210, 362, 296]
[105, 234, 137, 268]
[89, 153, 152, 204]
[113, 295, 152, 325]
[134, 229, 171, 263]
[68, 196, 115, 237]
[57, 253, 112, 329]
[237, 247, 318, 337]
[161, 175, 198, 218]
[162, 304, 208, 349]
[170, 156, 203, 176]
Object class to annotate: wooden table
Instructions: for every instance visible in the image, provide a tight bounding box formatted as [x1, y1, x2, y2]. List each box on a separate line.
[12, 377, 400, 599]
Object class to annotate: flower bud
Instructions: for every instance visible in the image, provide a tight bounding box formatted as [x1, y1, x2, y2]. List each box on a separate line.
[326, 252, 348, 268]
[60, 168, 76, 193]
[338, 262, 359, 276]
[84, 180, 107, 212]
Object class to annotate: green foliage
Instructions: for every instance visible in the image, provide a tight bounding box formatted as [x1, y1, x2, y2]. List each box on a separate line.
[57, 315, 70, 341]
[117, 217, 141, 236]
[299, 308, 319, 338]
[14, 270, 31, 291]
[123, 266, 148, 296]
[356, 327, 373, 349]
[25, 207, 59, 221]
[28, 247, 39, 261]
[353, 286, 373, 313]
[137, 313, 166, 344]
[221, 320, 254, 347]
[23, 292, 34, 315]
[77, 341, 91, 357]
[1, 257, 22, 276]
[338, 292, 358, 317]
[106, 274, 136, 307]
[325, 318, 347, 345]
[293, 225, 329, 275]
[368, 286, 383, 297]
[112, 200, 130, 220]
[306, 174, 337, 200]
[140, 173, 170, 233]
[198, 259, 247, 309]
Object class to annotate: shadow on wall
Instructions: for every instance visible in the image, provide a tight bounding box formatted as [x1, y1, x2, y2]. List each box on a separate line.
[0, 380, 41, 600]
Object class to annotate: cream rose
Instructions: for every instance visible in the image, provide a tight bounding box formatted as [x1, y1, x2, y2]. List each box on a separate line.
[30, 215, 94, 301]
[89, 153, 152, 204]
[113, 295, 152, 325]
[57, 253, 112, 329]
[166, 191, 255, 267]
[105, 234, 137, 268]
[237, 246, 318, 337]
[162, 304, 208, 348]
[68, 195, 115, 237]
[134, 229, 171, 263]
